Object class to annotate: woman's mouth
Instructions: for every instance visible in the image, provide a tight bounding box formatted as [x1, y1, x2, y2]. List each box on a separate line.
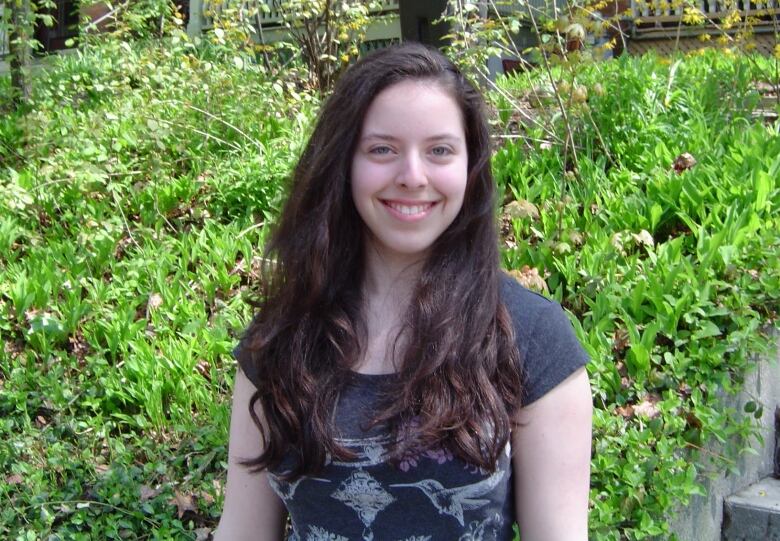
[381, 200, 437, 220]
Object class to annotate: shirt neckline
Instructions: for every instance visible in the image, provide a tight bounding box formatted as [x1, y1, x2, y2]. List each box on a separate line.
[347, 370, 398, 385]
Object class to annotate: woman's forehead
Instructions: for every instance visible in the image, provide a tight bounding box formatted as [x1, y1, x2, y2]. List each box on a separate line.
[359, 80, 465, 140]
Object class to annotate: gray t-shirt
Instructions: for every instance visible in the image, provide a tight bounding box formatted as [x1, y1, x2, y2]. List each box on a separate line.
[235, 274, 589, 540]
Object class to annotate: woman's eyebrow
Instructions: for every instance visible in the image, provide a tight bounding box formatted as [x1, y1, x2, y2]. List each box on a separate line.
[361, 133, 463, 142]
[361, 133, 397, 141]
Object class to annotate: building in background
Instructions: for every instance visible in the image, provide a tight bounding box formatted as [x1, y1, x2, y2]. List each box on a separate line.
[2, 1, 777, 64]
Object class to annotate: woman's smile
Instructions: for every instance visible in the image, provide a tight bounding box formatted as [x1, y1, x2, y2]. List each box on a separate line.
[381, 199, 439, 221]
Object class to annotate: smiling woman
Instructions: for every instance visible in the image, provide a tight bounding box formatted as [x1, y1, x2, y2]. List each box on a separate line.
[215, 43, 591, 541]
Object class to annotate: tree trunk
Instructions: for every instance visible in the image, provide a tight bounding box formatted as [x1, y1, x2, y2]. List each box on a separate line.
[10, 0, 34, 106]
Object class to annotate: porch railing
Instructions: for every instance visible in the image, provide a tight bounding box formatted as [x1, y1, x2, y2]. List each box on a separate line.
[630, 0, 779, 34]
[200, 0, 399, 29]
[256, 0, 399, 26]
[494, 0, 569, 17]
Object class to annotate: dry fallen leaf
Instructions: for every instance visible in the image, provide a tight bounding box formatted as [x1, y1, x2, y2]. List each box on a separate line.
[169, 490, 197, 519]
[504, 199, 540, 221]
[568, 230, 585, 246]
[686, 411, 703, 429]
[632, 229, 655, 248]
[198, 490, 215, 506]
[611, 232, 626, 255]
[673, 153, 697, 174]
[678, 382, 692, 397]
[195, 360, 211, 381]
[140, 485, 162, 502]
[612, 329, 630, 354]
[6, 474, 23, 485]
[508, 266, 549, 293]
[212, 478, 224, 497]
[616, 404, 634, 418]
[633, 394, 662, 419]
[4, 341, 24, 360]
[148, 293, 163, 310]
[67, 332, 91, 363]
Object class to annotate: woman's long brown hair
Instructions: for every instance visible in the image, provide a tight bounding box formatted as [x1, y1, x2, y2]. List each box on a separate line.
[237, 43, 522, 480]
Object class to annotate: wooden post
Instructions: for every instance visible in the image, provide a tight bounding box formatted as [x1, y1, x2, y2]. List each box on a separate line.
[187, 0, 202, 37]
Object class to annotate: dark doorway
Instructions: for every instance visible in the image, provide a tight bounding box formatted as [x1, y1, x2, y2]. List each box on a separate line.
[35, 0, 79, 52]
[399, 0, 449, 46]
[32, 1, 191, 53]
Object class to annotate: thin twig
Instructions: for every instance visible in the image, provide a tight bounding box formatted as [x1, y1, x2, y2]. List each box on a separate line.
[175, 100, 265, 152]
[152, 117, 245, 152]
[521, 0, 581, 175]
[32, 171, 145, 191]
[110, 187, 138, 249]
[20, 500, 169, 532]
[683, 441, 737, 464]
[237, 221, 266, 239]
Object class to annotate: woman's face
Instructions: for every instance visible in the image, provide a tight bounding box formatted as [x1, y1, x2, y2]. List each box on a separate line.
[350, 80, 469, 261]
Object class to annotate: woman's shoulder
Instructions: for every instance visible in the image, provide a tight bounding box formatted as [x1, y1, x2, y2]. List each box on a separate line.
[499, 271, 571, 346]
[499, 271, 559, 323]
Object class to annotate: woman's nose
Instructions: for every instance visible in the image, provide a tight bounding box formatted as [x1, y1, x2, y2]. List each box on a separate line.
[395, 152, 428, 188]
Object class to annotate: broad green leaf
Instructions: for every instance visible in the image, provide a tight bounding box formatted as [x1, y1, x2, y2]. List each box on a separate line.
[693, 321, 721, 340]
[753, 170, 770, 211]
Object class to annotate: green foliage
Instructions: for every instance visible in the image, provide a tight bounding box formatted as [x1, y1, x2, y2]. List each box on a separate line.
[77, 0, 180, 43]
[1, 7, 779, 539]
[440, 0, 779, 198]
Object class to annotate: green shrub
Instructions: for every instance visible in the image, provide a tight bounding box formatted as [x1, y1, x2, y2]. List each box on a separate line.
[495, 51, 779, 540]
[1, 27, 312, 538]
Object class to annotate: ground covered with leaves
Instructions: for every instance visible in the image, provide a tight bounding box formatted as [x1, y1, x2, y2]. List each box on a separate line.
[1, 27, 779, 541]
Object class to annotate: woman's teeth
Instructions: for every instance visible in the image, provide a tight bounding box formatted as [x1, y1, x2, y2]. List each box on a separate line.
[387, 202, 431, 215]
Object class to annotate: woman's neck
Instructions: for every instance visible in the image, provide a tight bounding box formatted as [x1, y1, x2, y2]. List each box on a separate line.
[355, 243, 426, 374]
[361, 242, 425, 310]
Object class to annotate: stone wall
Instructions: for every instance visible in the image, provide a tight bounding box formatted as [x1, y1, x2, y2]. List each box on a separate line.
[669, 330, 780, 541]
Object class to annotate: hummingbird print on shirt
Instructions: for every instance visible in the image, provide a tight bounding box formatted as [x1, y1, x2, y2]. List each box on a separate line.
[390, 469, 504, 526]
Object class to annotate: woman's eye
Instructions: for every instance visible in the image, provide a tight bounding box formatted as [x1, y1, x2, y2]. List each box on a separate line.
[370, 146, 392, 155]
[431, 146, 453, 157]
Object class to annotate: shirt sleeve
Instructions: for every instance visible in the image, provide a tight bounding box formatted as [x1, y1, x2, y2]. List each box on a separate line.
[519, 301, 590, 406]
[232, 341, 261, 390]
[500, 273, 590, 407]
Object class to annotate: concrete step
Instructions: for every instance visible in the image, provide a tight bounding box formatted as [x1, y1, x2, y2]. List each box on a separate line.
[723, 477, 780, 541]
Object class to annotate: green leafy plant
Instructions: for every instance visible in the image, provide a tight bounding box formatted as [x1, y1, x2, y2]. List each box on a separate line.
[496, 51, 779, 539]
[204, 0, 390, 91]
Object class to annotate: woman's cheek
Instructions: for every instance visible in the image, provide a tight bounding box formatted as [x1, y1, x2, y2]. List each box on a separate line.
[438, 162, 469, 193]
[354, 160, 390, 192]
